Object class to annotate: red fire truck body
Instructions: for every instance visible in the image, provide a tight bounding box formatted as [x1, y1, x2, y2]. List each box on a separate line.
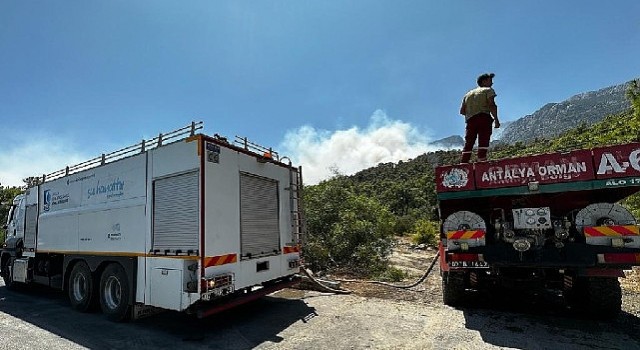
[435, 143, 640, 317]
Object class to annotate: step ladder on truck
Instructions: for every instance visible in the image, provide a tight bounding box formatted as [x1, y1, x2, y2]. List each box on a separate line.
[435, 143, 640, 318]
[1, 122, 305, 321]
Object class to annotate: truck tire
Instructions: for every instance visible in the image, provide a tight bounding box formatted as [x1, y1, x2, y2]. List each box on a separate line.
[100, 263, 130, 322]
[1, 256, 17, 290]
[442, 272, 466, 306]
[68, 261, 97, 312]
[567, 277, 622, 319]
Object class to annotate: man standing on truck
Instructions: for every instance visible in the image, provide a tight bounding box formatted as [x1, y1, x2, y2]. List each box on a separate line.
[459, 73, 500, 163]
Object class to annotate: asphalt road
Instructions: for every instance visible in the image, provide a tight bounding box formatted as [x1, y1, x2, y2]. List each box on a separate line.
[1, 281, 640, 350]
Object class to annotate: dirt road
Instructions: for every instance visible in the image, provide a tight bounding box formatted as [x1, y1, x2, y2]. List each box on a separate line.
[2, 275, 640, 349]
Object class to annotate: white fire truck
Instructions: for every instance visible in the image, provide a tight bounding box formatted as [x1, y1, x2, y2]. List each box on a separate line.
[1, 122, 304, 321]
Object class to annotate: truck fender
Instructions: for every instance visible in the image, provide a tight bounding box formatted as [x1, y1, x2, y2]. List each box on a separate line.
[2, 237, 24, 256]
[0, 238, 22, 280]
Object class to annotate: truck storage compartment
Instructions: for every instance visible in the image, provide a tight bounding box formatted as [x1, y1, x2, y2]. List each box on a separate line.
[152, 171, 200, 255]
[239, 172, 280, 259]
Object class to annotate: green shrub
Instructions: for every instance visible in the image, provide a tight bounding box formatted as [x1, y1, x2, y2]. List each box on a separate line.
[410, 219, 440, 246]
[622, 193, 640, 220]
[303, 176, 396, 276]
[393, 215, 416, 236]
[376, 266, 408, 282]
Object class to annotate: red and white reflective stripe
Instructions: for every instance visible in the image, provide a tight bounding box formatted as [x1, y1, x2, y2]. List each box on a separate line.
[447, 230, 485, 240]
[584, 225, 640, 237]
[204, 254, 238, 268]
[448, 253, 484, 262]
[597, 253, 640, 264]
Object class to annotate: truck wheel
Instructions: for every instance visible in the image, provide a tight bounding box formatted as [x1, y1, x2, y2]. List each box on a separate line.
[567, 277, 622, 319]
[68, 261, 97, 312]
[1, 257, 17, 290]
[100, 263, 130, 322]
[442, 272, 466, 306]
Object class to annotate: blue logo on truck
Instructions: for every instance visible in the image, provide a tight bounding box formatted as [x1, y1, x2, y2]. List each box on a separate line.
[87, 178, 126, 199]
[43, 190, 69, 211]
[43, 190, 51, 212]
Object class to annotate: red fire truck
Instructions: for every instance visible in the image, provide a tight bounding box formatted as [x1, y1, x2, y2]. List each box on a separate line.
[435, 143, 640, 318]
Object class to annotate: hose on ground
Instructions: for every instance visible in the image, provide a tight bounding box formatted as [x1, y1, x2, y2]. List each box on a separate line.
[335, 251, 441, 289]
[300, 266, 352, 294]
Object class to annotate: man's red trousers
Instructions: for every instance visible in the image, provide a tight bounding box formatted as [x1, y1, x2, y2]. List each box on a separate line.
[461, 113, 492, 163]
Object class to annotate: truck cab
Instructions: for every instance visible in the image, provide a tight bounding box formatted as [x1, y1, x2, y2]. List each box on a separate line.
[4, 194, 25, 238]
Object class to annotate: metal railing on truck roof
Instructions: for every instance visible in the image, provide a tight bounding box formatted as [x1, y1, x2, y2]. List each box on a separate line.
[233, 135, 281, 162]
[38, 121, 204, 183]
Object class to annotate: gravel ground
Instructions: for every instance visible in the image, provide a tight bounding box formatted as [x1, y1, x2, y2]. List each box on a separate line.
[621, 267, 640, 317]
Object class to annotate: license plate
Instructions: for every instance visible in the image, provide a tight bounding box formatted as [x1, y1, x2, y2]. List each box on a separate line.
[449, 261, 489, 268]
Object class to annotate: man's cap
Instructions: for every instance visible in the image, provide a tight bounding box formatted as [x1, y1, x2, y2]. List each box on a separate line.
[477, 73, 495, 85]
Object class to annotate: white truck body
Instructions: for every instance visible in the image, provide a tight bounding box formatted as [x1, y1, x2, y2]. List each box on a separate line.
[2, 123, 303, 319]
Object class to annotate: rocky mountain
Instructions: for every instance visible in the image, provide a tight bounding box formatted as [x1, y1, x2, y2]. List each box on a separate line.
[498, 80, 634, 144]
[429, 135, 463, 148]
[430, 121, 512, 149]
[491, 120, 512, 140]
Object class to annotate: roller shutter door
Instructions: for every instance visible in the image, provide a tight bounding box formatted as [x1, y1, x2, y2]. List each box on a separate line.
[240, 173, 280, 259]
[153, 171, 199, 254]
